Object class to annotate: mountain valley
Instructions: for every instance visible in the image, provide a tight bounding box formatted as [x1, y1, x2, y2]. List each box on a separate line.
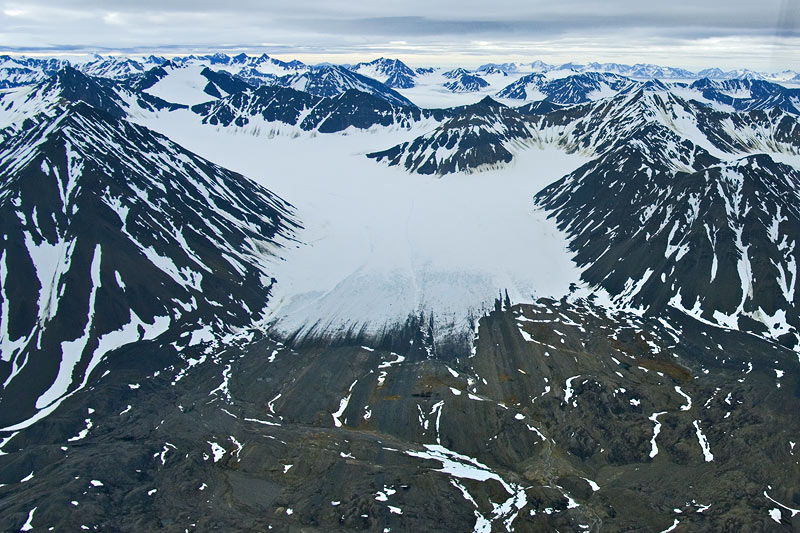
[0, 54, 799, 531]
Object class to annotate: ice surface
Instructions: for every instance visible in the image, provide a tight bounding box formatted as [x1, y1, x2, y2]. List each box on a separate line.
[144, 65, 218, 106]
[141, 112, 589, 337]
[395, 70, 529, 108]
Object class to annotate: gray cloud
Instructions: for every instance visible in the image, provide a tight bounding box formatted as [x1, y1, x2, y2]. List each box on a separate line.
[1, 0, 798, 70]
[285, 14, 800, 40]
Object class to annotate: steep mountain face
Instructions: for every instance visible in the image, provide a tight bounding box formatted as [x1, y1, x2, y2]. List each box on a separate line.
[276, 65, 414, 107]
[443, 68, 470, 79]
[522, 90, 800, 345]
[197, 67, 251, 97]
[351, 58, 418, 89]
[368, 85, 800, 177]
[368, 89, 712, 175]
[477, 62, 522, 73]
[538, 150, 800, 347]
[368, 97, 531, 174]
[690, 105, 800, 153]
[697, 68, 728, 80]
[231, 67, 279, 87]
[523, 88, 800, 157]
[192, 86, 445, 133]
[0, 100, 297, 430]
[443, 73, 489, 93]
[497, 72, 635, 104]
[515, 99, 569, 115]
[440, 68, 491, 92]
[697, 67, 782, 81]
[442, 68, 489, 93]
[0, 66, 128, 129]
[495, 73, 547, 100]
[540, 73, 635, 104]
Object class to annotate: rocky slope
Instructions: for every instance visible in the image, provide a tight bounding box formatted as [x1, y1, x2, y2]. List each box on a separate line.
[0, 95, 298, 430]
[367, 97, 532, 174]
[2, 300, 797, 531]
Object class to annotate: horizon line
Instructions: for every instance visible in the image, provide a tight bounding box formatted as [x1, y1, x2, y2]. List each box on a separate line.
[0, 47, 797, 75]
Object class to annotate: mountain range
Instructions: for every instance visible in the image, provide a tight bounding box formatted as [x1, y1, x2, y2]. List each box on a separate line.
[0, 56, 799, 532]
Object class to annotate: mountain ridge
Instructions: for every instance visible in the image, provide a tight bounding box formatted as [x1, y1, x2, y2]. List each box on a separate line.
[0, 97, 298, 429]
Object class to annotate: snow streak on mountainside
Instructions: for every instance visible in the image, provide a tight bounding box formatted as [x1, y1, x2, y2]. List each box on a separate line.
[532, 92, 800, 346]
[0, 98, 297, 429]
[676, 78, 800, 115]
[0, 66, 128, 128]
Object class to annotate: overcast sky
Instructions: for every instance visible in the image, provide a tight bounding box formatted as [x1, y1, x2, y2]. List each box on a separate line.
[1, 0, 798, 71]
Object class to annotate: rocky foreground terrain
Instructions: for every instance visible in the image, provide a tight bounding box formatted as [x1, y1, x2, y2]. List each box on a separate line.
[3, 298, 798, 531]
